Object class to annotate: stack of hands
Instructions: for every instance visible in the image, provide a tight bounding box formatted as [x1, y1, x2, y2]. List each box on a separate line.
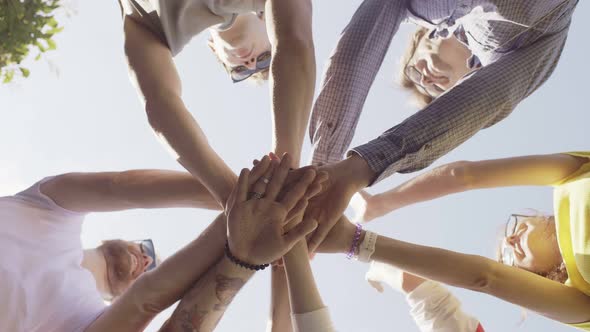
[224, 152, 377, 268]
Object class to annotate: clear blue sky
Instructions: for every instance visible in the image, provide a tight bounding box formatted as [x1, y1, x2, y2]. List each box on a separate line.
[0, 0, 588, 331]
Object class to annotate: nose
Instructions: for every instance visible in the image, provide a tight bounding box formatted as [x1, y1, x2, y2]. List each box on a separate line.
[233, 48, 250, 58]
[506, 234, 519, 247]
[243, 59, 257, 70]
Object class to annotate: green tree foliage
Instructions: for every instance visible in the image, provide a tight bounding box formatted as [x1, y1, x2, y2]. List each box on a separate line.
[0, 0, 63, 83]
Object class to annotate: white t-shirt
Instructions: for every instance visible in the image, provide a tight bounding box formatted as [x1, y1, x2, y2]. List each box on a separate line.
[121, 0, 265, 56]
[0, 178, 106, 332]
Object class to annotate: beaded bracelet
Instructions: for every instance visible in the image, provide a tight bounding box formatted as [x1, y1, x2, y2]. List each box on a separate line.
[225, 242, 269, 271]
[346, 223, 363, 260]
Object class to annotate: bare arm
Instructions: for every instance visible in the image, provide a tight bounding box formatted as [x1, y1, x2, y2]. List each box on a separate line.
[363, 153, 588, 221]
[320, 218, 590, 325]
[85, 213, 228, 332]
[40, 170, 221, 213]
[370, 234, 590, 325]
[268, 266, 294, 332]
[158, 256, 255, 332]
[283, 242, 325, 314]
[265, 0, 314, 164]
[123, 16, 236, 206]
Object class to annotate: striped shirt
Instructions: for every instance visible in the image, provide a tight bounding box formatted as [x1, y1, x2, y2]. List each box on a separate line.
[309, 0, 578, 183]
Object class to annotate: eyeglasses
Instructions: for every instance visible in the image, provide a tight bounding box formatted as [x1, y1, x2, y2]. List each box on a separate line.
[500, 214, 530, 266]
[404, 64, 445, 98]
[133, 239, 157, 272]
[230, 51, 272, 83]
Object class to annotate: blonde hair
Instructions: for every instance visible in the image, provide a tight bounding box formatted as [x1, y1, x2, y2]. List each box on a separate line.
[398, 27, 433, 107]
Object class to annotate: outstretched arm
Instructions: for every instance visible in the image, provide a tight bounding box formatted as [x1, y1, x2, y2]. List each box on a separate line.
[318, 218, 590, 325]
[283, 242, 335, 332]
[371, 234, 590, 325]
[265, 0, 314, 165]
[41, 170, 221, 213]
[267, 266, 294, 332]
[158, 254, 255, 332]
[123, 16, 236, 206]
[357, 153, 588, 222]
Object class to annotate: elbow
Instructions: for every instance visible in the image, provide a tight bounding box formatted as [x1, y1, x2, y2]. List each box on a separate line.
[275, 32, 314, 55]
[130, 274, 170, 316]
[463, 257, 497, 294]
[143, 92, 178, 134]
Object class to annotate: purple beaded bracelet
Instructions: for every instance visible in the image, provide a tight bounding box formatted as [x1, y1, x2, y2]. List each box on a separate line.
[346, 223, 363, 260]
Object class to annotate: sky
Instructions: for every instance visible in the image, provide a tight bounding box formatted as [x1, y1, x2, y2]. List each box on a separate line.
[1, 1, 589, 331]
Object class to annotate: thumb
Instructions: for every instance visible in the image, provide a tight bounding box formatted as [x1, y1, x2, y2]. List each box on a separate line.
[283, 218, 318, 247]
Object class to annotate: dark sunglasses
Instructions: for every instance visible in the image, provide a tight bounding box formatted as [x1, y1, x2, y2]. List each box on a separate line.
[230, 51, 272, 83]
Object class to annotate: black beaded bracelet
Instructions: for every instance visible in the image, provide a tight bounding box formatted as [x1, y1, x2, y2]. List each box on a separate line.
[224, 242, 269, 271]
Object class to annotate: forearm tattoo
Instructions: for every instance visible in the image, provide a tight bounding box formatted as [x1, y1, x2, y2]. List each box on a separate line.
[166, 271, 247, 332]
[214, 275, 244, 310]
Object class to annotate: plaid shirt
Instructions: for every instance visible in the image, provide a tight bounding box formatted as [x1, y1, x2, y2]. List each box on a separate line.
[309, 0, 578, 183]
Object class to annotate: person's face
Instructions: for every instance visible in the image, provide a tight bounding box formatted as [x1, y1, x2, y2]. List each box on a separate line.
[407, 34, 474, 97]
[98, 240, 154, 298]
[502, 217, 562, 273]
[209, 13, 271, 71]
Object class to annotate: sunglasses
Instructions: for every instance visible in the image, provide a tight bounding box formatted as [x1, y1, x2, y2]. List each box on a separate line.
[132, 239, 157, 271]
[500, 214, 531, 266]
[230, 51, 272, 83]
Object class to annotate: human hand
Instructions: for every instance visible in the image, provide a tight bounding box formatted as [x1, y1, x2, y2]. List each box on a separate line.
[366, 262, 427, 294]
[350, 190, 384, 223]
[306, 154, 374, 252]
[256, 153, 328, 232]
[226, 154, 319, 265]
[253, 154, 328, 206]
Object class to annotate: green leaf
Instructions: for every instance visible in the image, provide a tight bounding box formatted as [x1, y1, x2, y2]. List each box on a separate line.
[47, 17, 58, 28]
[20, 67, 30, 77]
[3, 70, 15, 83]
[46, 38, 56, 50]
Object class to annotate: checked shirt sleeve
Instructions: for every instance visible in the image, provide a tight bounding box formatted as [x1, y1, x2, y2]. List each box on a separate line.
[308, 0, 409, 166]
[353, 26, 571, 184]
